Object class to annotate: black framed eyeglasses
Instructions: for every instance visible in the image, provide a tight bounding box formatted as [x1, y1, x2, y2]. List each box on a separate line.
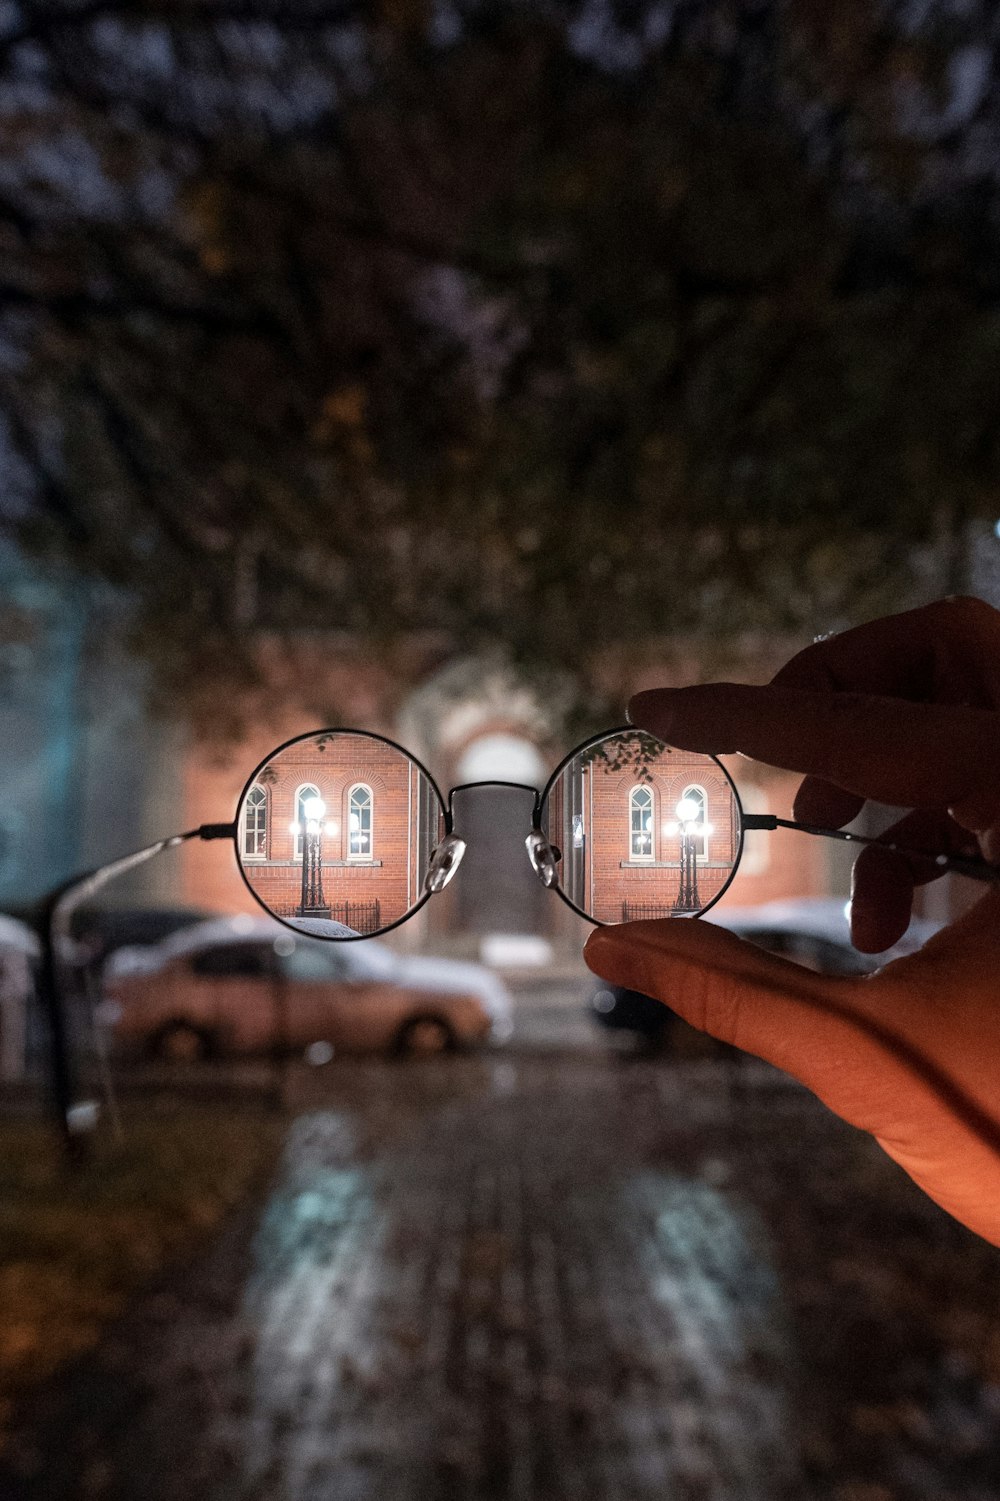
[220, 725, 998, 941]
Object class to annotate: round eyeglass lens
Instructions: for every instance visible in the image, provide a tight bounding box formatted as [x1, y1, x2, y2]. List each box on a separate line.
[235, 731, 445, 939]
[541, 730, 742, 923]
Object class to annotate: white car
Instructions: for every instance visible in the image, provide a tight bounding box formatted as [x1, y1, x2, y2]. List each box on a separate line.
[101, 914, 513, 1060]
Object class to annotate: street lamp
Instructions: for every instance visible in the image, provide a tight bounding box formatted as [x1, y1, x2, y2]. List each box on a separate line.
[675, 796, 702, 912]
[298, 794, 331, 917]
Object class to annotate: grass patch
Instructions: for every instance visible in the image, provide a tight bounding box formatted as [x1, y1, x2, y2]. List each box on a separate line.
[0, 1102, 281, 1437]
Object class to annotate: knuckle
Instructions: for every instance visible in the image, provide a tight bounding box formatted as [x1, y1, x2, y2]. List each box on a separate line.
[935, 594, 1000, 635]
[951, 738, 1000, 828]
[940, 594, 995, 618]
[770, 640, 833, 689]
[676, 958, 740, 1044]
[821, 694, 878, 787]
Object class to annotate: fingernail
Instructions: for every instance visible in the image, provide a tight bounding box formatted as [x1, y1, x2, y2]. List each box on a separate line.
[584, 927, 635, 966]
[584, 928, 627, 967]
[584, 929, 650, 993]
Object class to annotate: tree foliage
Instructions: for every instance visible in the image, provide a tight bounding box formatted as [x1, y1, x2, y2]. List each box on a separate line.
[1, 0, 999, 728]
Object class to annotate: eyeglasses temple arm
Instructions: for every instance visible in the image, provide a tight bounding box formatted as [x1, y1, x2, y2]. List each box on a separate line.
[742, 813, 999, 884]
[45, 823, 235, 966]
[36, 822, 237, 1165]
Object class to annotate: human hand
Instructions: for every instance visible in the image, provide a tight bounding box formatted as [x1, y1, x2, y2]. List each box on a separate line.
[584, 596, 1000, 1244]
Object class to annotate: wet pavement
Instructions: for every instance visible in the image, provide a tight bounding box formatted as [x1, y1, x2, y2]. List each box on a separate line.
[5, 1046, 1000, 1501]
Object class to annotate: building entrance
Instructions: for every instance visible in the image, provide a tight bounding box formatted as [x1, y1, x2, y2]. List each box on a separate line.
[396, 660, 571, 942]
[453, 736, 547, 936]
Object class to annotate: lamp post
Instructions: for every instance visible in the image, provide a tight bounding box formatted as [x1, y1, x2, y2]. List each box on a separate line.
[298, 794, 331, 917]
[675, 796, 702, 912]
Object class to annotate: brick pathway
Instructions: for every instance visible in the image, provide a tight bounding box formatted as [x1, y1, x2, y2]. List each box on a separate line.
[5, 1054, 1000, 1500]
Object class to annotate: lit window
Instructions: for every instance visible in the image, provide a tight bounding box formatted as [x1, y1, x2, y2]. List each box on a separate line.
[293, 783, 321, 860]
[242, 784, 268, 860]
[348, 784, 373, 858]
[629, 785, 654, 860]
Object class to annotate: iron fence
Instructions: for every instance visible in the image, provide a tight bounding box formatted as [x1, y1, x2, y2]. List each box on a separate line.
[271, 900, 382, 934]
[621, 900, 681, 922]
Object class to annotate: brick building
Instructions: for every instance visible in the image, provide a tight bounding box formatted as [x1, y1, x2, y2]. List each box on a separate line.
[545, 736, 741, 924]
[8, 537, 998, 944]
[237, 731, 442, 934]
[181, 652, 832, 949]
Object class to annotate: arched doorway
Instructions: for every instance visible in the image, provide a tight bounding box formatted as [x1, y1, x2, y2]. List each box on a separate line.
[396, 658, 571, 940]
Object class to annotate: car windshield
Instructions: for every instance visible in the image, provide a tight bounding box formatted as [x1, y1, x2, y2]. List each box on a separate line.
[189, 943, 276, 979]
[277, 942, 354, 984]
[325, 939, 397, 981]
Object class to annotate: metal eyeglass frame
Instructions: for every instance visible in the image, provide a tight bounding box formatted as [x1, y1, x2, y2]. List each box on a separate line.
[32, 722, 1000, 1157]
[234, 725, 742, 937]
[229, 724, 1000, 940]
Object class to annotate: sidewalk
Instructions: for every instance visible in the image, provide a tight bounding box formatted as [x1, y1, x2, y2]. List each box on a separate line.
[4, 1054, 1000, 1500]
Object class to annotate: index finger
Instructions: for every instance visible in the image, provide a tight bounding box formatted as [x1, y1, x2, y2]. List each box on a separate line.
[626, 683, 1000, 829]
[771, 597, 1000, 705]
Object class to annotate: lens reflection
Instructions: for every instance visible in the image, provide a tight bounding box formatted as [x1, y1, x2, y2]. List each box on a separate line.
[542, 731, 741, 922]
[236, 731, 444, 938]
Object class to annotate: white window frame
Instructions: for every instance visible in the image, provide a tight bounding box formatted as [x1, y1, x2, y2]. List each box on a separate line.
[629, 784, 655, 862]
[241, 784, 268, 860]
[680, 783, 709, 859]
[347, 783, 374, 861]
[293, 782, 321, 861]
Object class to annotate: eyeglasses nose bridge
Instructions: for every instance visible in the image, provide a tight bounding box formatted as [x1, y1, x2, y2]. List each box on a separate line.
[424, 833, 467, 894]
[525, 829, 560, 889]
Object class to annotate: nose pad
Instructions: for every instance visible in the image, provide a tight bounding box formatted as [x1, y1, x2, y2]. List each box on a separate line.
[525, 829, 560, 889]
[424, 833, 467, 894]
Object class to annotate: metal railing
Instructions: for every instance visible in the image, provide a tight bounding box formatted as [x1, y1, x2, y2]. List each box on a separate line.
[621, 900, 683, 922]
[271, 899, 382, 934]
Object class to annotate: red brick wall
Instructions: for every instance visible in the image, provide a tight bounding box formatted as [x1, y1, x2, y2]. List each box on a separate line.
[175, 637, 841, 932]
[237, 734, 434, 928]
[181, 727, 443, 929]
[547, 749, 739, 922]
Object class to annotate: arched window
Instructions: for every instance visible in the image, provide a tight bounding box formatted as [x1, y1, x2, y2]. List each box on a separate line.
[679, 784, 709, 858]
[629, 785, 654, 861]
[242, 784, 268, 860]
[293, 783, 321, 860]
[348, 784, 373, 859]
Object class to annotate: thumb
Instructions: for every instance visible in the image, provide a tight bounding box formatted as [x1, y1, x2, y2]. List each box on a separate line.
[583, 918, 887, 1129]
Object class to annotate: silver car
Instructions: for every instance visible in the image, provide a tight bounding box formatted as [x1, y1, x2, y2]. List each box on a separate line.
[101, 915, 513, 1061]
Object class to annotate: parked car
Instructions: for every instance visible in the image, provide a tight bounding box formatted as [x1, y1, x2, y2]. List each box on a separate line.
[101, 914, 513, 1060]
[588, 898, 942, 1051]
[72, 905, 216, 968]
